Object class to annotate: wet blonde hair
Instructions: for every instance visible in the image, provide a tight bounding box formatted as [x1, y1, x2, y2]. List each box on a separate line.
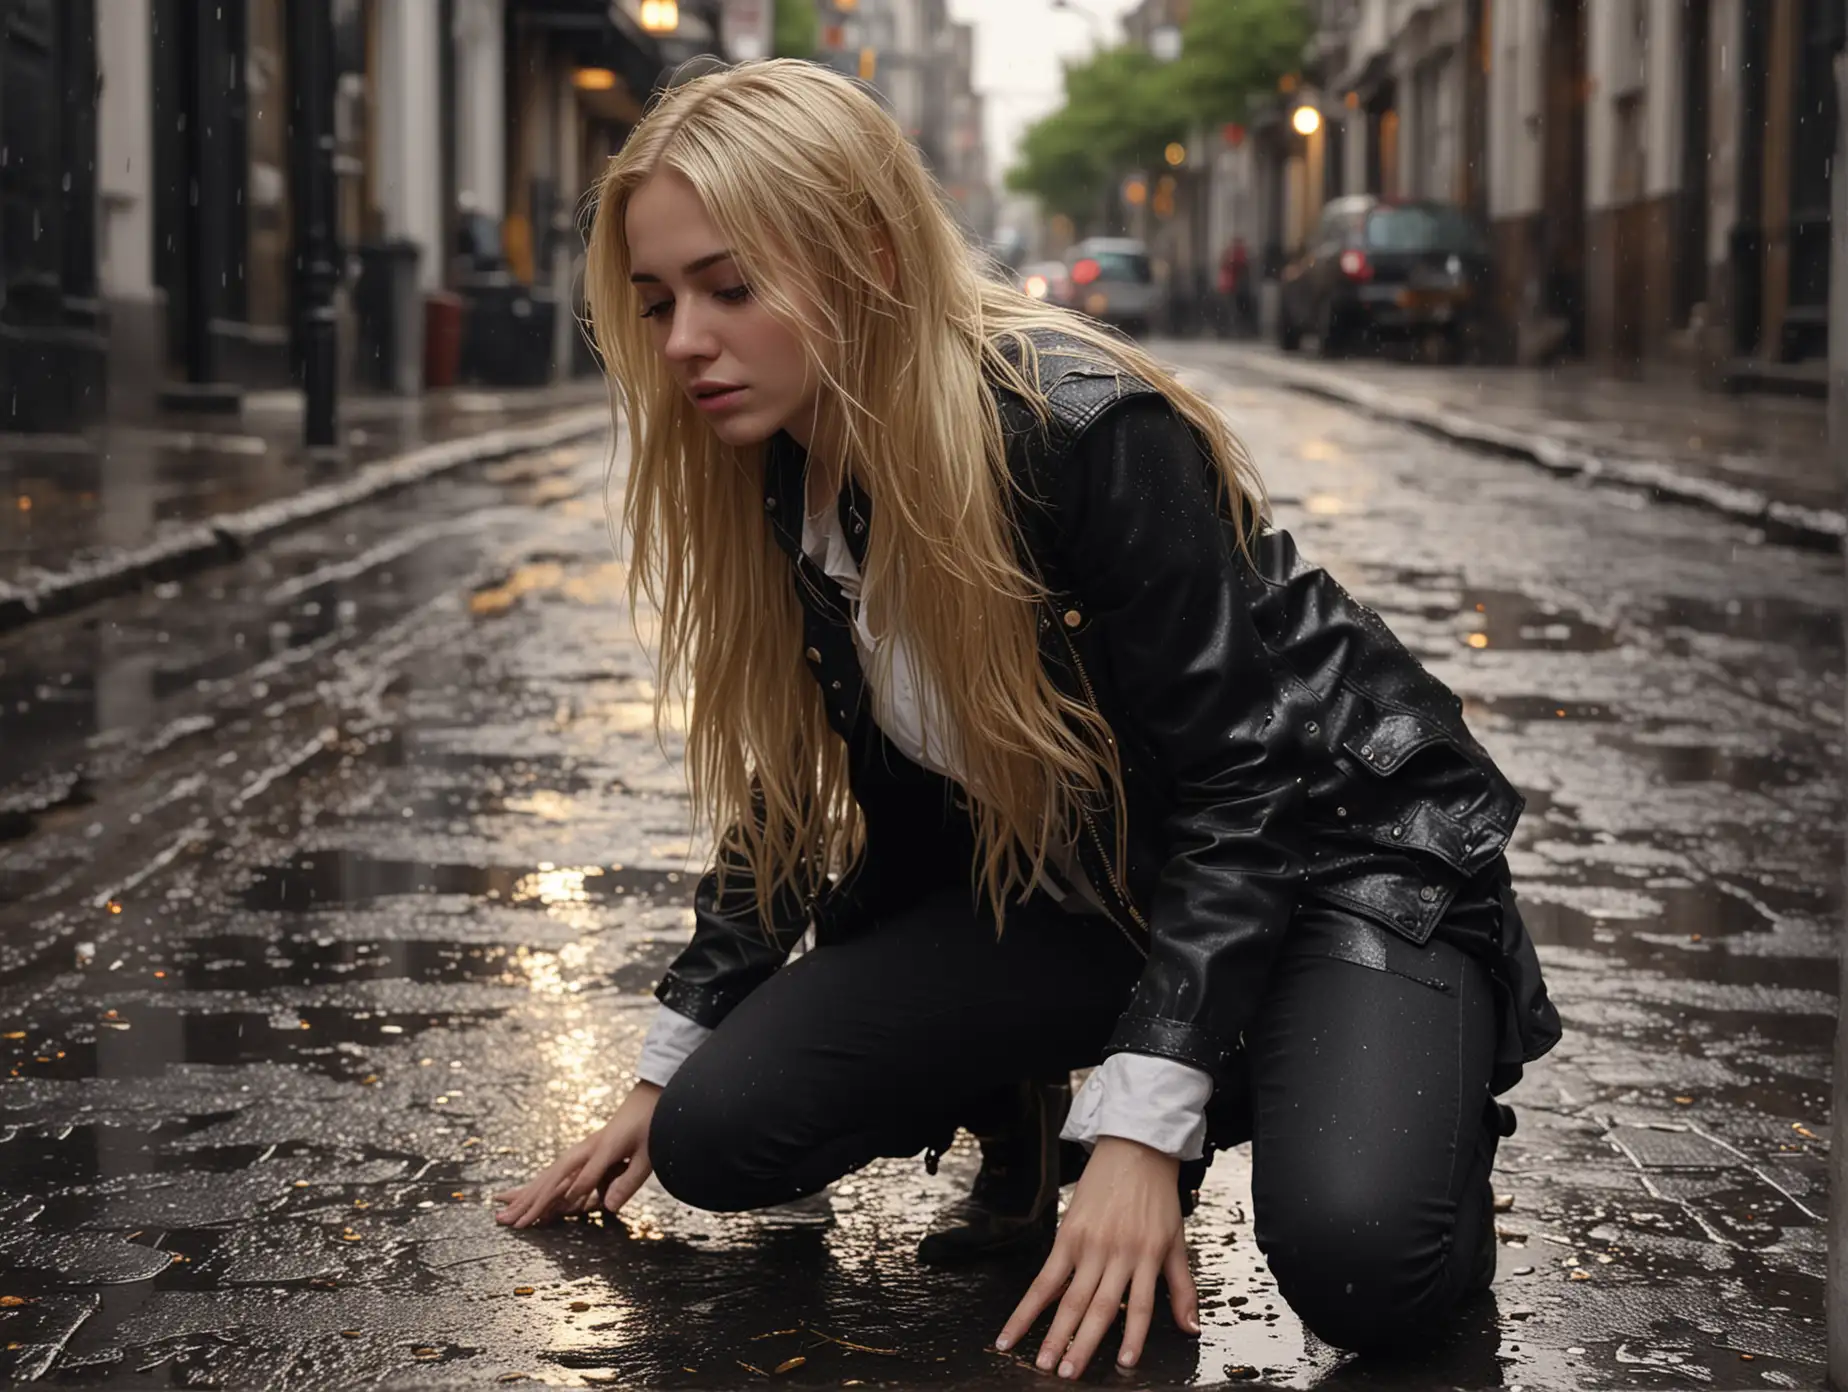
[583, 59, 1266, 924]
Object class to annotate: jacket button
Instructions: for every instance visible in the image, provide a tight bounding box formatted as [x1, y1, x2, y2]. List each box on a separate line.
[1419, 885, 1437, 902]
[1360, 744, 1373, 758]
[1390, 825, 1404, 839]
[1335, 806, 1348, 818]
[1063, 608, 1082, 628]
[764, 496, 777, 511]
[830, 680, 842, 691]
[1305, 721, 1320, 736]
[805, 647, 821, 663]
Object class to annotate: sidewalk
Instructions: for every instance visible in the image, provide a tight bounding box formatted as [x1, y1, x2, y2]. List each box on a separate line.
[1183, 342, 1839, 546]
[0, 383, 612, 632]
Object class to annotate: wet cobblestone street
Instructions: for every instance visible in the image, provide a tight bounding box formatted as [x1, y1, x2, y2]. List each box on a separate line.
[0, 348, 1840, 1388]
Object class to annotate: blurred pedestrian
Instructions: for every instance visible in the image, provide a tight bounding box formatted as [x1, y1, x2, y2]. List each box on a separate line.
[493, 59, 1559, 1371]
[1216, 238, 1253, 338]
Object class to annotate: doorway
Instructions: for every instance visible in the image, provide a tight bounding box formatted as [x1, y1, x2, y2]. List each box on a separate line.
[1541, 0, 1588, 354]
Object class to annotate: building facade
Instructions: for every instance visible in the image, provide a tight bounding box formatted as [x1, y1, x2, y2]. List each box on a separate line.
[12, 0, 670, 434]
[1306, 0, 1842, 388]
[815, 0, 993, 239]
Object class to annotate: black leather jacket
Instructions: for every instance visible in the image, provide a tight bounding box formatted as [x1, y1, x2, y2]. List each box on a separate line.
[655, 332, 1560, 1090]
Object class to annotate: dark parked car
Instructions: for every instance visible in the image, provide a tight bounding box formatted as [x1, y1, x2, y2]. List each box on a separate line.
[1278, 197, 1492, 359]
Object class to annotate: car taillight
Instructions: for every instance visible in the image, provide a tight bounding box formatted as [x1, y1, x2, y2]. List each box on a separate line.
[1339, 249, 1372, 281]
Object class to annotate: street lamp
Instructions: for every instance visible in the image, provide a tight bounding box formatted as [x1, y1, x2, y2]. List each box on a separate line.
[1292, 104, 1322, 137]
[640, 0, 679, 33]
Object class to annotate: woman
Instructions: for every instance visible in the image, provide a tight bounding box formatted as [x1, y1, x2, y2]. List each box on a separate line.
[492, 59, 1559, 1375]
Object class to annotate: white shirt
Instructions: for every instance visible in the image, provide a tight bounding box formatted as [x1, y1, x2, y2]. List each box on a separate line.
[630, 492, 1215, 1161]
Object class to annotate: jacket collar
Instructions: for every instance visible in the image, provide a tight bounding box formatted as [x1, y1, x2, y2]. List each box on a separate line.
[763, 431, 873, 573]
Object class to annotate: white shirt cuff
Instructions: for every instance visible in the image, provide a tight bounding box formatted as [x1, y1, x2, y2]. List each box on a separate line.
[635, 1004, 713, 1088]
[1060, 1053, 1214, 1161]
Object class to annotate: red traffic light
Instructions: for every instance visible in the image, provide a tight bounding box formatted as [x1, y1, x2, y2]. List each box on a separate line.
[1070, 258, 1102, 285]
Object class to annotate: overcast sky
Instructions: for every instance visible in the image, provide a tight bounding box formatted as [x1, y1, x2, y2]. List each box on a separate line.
[944, 0, 1143, 186]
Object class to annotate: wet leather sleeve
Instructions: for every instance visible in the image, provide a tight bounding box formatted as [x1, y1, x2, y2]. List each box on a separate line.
[653, 794, 814, 1028]
[1063, 396, 1308, 1076]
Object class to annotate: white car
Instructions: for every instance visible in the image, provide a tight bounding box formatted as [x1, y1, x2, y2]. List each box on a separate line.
[1063, 238, 1160, 337]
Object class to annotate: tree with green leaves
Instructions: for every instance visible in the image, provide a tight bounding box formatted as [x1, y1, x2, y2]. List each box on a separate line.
[1173, 0, 1313, 124]
[1009, 0, 1311, 220]
[1007, 45, 1188, 221]
[773, 0, 818, 59]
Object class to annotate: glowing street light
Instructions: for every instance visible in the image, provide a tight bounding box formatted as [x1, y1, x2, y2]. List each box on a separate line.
[1292, 104, 1322, 137]
[639, 0, 679, 33]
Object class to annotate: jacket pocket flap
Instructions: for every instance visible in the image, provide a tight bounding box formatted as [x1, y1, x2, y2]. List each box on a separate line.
[1341, 710, 1451, 775]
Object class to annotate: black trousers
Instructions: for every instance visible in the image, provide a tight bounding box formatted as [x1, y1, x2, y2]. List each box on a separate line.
[649, 878, 1506, 1353]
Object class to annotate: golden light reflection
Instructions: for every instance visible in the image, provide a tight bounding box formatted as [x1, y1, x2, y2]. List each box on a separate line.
[1303, 492, 1345, 515]
[468, 561, 568, 617]
[1466, 633, 1490, 649]
[562, 562, 627, 604]
[503, 790, 579, 822]
[1297, 439, 1343, 462]
[510, 864, 603, 907]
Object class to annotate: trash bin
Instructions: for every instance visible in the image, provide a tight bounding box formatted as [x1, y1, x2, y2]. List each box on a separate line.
[354, 241, 424, 394]
[424, 291, 464, 390]
[457, 272, 557, 387]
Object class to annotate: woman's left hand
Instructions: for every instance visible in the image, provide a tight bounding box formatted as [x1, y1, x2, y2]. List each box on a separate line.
[995, 1136, 1200, 1378]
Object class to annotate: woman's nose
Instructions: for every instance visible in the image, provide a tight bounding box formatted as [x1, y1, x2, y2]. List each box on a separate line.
[663, 303, 718, 363]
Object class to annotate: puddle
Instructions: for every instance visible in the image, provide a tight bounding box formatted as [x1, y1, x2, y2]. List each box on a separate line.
[1655, 593, 1844, 654]
[1460, 587, 1621, 653]
[240, 855, 688, 913]
[1519, 879, 1776, 948]
[1465, 694, 1620, 724]
[4, 1004, 492, 1084]
[1601, 738, 1822, 794]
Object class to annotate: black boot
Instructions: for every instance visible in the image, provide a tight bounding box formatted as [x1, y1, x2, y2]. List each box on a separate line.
[916, 1080, 1072, 1266]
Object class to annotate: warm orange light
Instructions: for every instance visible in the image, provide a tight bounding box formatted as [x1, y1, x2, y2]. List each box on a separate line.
[572, 67, 617, 91]
[1123, 176, 1147, 206]
[1025, 275, 1049, 299]
[1164, 142, 1186, 167]
[1466, 632, 1489, 649]
[1292, 105, 1322, 137]
[639, 0, 679, 33]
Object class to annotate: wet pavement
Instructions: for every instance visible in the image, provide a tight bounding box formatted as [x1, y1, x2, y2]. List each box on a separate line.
[2, 383, 609, 588]
[0, 346, 1840, 1388]
[1198, 341, 1838, 541]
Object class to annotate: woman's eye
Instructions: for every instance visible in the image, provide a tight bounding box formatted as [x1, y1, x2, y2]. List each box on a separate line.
[716, 285, 752, 305]
[639, 300, 672, 321]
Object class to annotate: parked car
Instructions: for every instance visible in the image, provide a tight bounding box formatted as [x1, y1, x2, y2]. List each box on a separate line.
[1063, 237, 1160, 338]
[1278, 197, 1492, 359]
[1016, 260, 1075, 309]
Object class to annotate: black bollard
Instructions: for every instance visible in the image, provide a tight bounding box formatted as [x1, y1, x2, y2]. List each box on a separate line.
[287, 0, 341, 456]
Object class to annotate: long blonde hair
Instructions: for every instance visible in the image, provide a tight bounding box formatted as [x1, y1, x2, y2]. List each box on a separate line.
[583, 59, 1266, 924]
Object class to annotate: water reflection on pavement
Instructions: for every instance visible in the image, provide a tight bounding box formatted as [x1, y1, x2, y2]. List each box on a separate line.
[0, 356, 1838, 1387]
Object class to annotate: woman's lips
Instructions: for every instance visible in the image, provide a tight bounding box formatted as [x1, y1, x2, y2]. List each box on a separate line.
[692, 386, 747, 413]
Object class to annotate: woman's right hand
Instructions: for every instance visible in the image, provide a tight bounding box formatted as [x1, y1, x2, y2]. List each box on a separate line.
[492, 1081, 662, 1229]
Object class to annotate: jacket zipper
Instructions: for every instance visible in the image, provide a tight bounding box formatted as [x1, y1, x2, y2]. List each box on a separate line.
[1049, 607, 1151, 950]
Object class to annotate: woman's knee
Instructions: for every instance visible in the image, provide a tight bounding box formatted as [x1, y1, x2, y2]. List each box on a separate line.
[648, 1069, 785, 1213]
[1256, 1186, 1463, 1351]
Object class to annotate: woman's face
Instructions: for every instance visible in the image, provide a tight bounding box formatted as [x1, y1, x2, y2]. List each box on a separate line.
[625, 169, 821, 449]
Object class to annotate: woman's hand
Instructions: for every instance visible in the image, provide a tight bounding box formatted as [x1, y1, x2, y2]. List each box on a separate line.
[492, 1082, 662, 1229]
[995, 1136, 1200, 1379]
